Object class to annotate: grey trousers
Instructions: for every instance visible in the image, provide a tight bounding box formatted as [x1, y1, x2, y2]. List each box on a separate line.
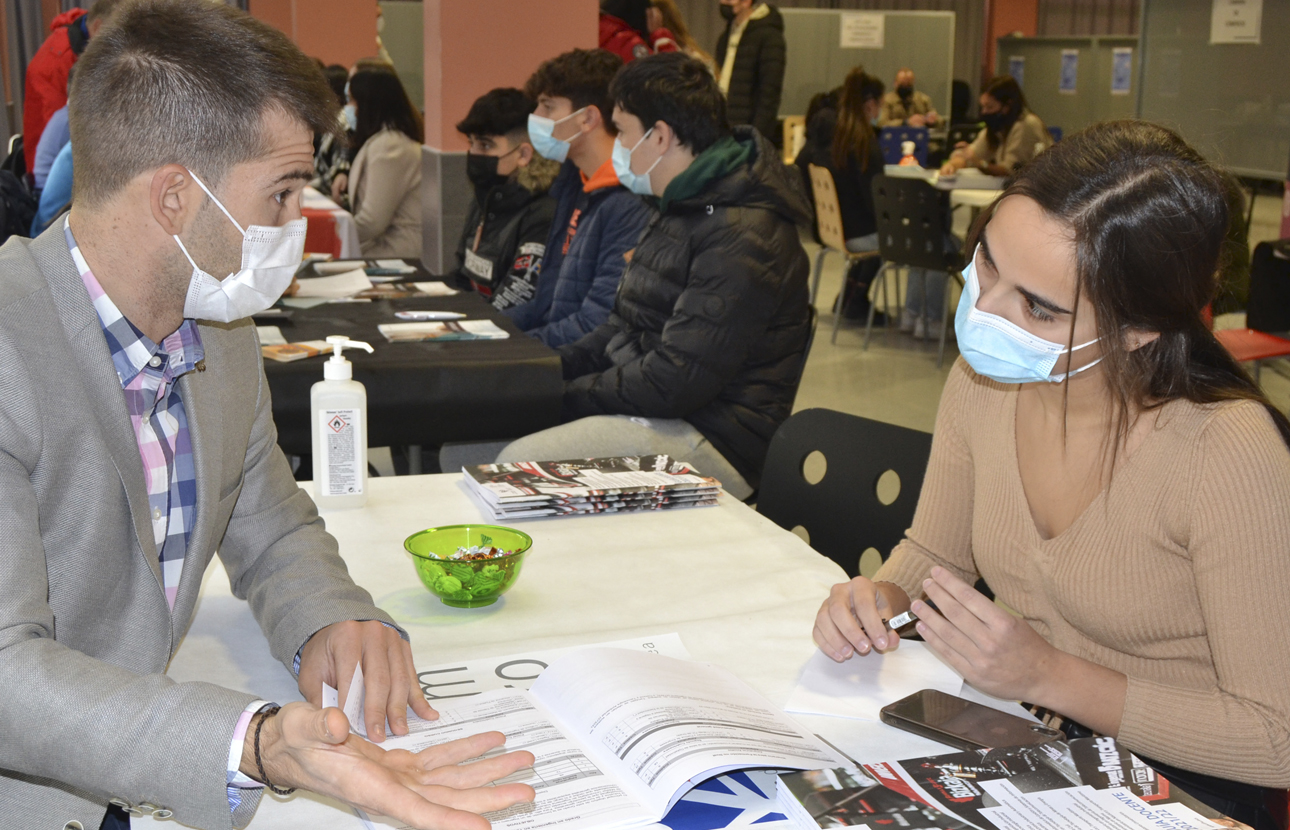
[441, 415, 753, 500]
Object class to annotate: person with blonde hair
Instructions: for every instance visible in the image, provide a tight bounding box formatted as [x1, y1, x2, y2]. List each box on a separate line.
[649, 0, 716, 73]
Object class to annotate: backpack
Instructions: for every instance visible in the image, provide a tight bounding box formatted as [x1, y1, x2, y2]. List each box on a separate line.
[0, 170, 38, 244]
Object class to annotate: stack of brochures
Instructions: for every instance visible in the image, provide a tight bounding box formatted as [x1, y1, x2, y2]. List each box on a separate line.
[378, 320, 509, 342]
[461, 455, 722, 520]
[777, 737, 1227, 830]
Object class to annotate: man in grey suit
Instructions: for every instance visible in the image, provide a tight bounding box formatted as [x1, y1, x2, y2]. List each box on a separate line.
[0, 2, 535, 829]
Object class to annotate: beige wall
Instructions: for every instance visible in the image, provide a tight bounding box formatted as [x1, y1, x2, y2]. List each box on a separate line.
[423, 0, 598, 152]
[250, 0, 380, 68]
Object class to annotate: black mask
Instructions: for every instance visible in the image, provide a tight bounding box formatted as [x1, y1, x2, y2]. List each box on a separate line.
[719, 4, 736, 22]
[981, 112, 1008, 134]
[896, 84, 914, 99]
[466, 152, 509, 190]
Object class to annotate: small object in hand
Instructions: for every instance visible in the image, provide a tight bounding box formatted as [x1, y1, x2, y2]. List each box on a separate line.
[887, 600, 940, 631]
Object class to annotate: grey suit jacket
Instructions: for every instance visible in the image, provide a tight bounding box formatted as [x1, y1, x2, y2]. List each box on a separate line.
[0, 226, 399, 829]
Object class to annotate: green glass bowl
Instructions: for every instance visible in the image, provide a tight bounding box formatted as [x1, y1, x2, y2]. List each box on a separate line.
[403, 525, 532, 608]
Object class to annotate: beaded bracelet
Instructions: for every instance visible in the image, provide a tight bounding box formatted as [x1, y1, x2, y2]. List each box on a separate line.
[253, 705, 297, 796]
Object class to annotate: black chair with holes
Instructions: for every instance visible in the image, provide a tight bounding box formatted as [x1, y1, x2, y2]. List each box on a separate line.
[863, 175, 966, 368]
[756, 409, 932, 579]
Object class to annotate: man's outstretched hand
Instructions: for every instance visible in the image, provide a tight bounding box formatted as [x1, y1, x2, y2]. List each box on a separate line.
[243, 704, 536, 830]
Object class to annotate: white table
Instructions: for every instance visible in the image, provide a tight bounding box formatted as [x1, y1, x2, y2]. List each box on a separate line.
[144, 474, 1012, 829]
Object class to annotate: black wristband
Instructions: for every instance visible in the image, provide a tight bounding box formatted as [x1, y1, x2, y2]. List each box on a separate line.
[253, 705, 297, 797]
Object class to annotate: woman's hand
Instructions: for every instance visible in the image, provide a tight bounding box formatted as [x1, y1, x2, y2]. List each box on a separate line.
[814, 577, 911, 660]
[331, 172, 349, 204]
[911, 566, 1061, 701]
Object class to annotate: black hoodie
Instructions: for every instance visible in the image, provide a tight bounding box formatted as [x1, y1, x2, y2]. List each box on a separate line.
[560, 127, 811, 490]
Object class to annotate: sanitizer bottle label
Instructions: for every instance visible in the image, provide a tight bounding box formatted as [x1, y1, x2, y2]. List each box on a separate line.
[318, 408, 363, 496]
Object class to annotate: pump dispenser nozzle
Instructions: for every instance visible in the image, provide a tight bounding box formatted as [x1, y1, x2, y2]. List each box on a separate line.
[323, 335, 374, 380]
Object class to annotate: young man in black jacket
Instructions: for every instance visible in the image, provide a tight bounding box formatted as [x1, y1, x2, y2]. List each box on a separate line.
[452, 87, 560, 310]
[497, 52, 812, 500]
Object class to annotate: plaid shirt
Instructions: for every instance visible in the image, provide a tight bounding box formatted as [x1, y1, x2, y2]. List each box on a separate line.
[65, 219, 266, 821]
[65, 218, 202, 611]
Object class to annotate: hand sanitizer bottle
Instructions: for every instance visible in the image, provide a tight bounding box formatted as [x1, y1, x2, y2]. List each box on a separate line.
[311, 335, 375, 509]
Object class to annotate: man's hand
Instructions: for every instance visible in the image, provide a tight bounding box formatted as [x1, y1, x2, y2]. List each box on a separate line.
[907, 114, 927, 128]
[331, 173, 348, 204]
[298, 620, 435, 741]
[244, 704, 536, 830]
[813, 577, 911, 660]
[925, 111, 939, 127]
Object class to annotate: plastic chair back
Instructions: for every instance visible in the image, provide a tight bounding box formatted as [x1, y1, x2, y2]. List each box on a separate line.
[878, 126, 929, 166]
[807, 164, 848, 254]
[782, 115, 806, 163]
[871, 175, 958, 272]
[758, 409, 932, 578]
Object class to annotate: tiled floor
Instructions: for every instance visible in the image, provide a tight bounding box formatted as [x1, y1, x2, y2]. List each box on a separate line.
[795, 192, 1290, 430]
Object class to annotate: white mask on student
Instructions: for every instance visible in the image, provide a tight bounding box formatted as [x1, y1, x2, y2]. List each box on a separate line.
[173, 169, 305, 323]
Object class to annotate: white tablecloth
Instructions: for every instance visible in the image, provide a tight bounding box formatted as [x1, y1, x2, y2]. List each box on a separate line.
[302, 186, 362, 259]
[141, 474, 1012, 829]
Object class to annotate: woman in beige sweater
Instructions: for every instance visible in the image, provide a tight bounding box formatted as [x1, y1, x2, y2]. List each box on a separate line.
[345, 68, 423, 259]
[816, 121, 1290, 826]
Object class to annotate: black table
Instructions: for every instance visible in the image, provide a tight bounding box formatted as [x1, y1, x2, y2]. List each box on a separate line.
[261, 265, 563, 461]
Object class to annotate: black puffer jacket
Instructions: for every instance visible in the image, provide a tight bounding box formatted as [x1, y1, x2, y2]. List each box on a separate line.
[716, 4, 787, 143]
[560, 127, 811, 490]
[452, 157, 560, 310]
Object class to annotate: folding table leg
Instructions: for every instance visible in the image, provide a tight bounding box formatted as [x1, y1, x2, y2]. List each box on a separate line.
[862, 263, 888, 350]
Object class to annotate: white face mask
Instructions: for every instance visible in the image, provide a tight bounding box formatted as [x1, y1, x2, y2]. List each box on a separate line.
[173, 170, 306, 323]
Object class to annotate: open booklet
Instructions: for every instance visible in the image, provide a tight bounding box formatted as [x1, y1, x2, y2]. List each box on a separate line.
[338, 648, 844, 830]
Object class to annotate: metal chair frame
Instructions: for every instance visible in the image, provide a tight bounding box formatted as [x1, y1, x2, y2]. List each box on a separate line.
[863, 175, 965, 367]
[804, 164, 880, 325]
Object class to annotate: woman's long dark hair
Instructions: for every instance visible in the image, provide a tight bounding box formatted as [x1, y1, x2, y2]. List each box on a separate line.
[968, 119, 1290, 450]
[831, 67, 884, 172]
[350, 68, 423, 150]
[981, 75, 1026, 153]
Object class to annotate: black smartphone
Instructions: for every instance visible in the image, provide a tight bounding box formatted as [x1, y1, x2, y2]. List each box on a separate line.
[879, 689, 1064, 751]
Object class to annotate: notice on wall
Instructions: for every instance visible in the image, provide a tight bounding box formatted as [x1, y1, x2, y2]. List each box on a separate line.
[1211, 0, 1262, 44]
[1110, 47, 1133, 95]
[1008, 55, 1025, 87]
[839, 12, 884, 49]
[1059, 49, 1079, 94]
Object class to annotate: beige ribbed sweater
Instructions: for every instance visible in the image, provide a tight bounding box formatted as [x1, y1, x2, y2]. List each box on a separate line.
[874, 359, 1290, 786]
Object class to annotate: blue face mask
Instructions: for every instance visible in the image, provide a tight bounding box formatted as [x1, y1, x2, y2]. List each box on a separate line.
[528, 108, 587, 163]
[611, 128, 663, 196]
[343, 103, 357, 132]
[954, 245, 1101, 384]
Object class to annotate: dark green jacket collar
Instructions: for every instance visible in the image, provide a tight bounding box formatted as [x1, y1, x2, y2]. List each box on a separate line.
[659, 135, 754, 213]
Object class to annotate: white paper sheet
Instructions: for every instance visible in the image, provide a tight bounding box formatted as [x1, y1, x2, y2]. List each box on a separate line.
[363, 689, 655, 830]
[373, 259, 417, 273]
[255, 325, 287, 345]
[412, 281, 459, 297]
[784, 642, 963, 722]
[315, 260, 367, 275]
[294, 268, 374, 298]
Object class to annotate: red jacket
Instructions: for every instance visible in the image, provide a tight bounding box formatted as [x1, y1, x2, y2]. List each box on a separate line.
[22, 9, 87, 173]
[598, 13, 677, 64]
